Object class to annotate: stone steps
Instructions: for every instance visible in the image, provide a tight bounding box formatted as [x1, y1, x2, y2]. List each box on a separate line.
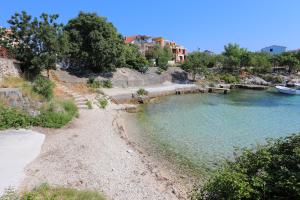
[55, 83, 90, 109]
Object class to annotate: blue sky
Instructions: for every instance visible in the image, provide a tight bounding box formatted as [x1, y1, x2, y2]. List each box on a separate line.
[0, 0, 299, 53]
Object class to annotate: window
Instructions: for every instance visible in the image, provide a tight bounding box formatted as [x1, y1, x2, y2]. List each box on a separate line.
[270, 48, 273, 52]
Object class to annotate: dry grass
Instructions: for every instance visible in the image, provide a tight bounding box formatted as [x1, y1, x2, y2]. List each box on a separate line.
[70, 83, 93, 94]
[0, 77, 42, 101]
[0, 76, 25, 88]
[0, 184, 106, 200]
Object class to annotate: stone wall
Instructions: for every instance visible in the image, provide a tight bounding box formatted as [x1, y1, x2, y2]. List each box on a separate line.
[0, 58, 21, 80]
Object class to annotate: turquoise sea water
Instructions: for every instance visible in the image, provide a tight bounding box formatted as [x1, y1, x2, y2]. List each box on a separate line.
[136, 89, 300, 172]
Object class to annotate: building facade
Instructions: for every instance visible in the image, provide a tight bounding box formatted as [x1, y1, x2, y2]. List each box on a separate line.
[261, 45, 287, 55]
[124, 35, 187, 63]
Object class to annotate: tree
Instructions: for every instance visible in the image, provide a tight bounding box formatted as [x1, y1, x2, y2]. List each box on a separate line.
[2, 11, 67, 77]
[64, 12, 124, 72]
[122, 44, 148, 72]
[281, 54, 300, 73]
[146, 45, 173, 70]
[252, 53, 272, 74]
[222, 43, 247, 72]
[191, 134, 300, 200]
[180, 52, 208, 80]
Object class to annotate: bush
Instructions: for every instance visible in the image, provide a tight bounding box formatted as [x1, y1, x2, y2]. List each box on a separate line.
[32, 76, 54, 100]
[137, 88, 149, 96]
[87, 77, 101, 88]
[191, 134, 300, 200]
[0, 103, 32, 130]
[34, 100, 78, 128]
[99, 98, 108, 109]
[220, 74, 239, 84]
[102, 80, 113, 88]
[86, 100, 93, 109]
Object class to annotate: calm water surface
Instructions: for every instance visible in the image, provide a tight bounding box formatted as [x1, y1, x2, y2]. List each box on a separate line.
[136, 89, 300, 171]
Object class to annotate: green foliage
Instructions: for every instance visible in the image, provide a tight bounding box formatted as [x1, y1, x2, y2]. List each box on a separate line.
[102, 80, 113, 88]
[3, 11, 67, 75]
[19, 184, 106, 200]
[180, 52, 209, 80]
[220, 74, 240, 84]
[87, 77, 101, 88]
[222, 43, 247, 72]
[146, 45, 173, 70]
[65, 12, 124, 72]
[122, 44, 149, 72]
[32, 76, 54, 100]
[281, 53, 300, 73]
[87, 78, 112, 89]
[192, 134, 300, 200]
[99, 98, 108, 109]
[0, 103, 32, 130]
[34, 100, 78, 128]
[86, 101, 93, 109]
[137, 88, 149, 96]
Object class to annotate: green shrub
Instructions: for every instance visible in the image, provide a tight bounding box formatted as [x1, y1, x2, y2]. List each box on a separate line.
[137, 88, 149, 96]
[0, 104, 32, 130]
[87, 77, 101, 88]
[191, 134, 300, 200]
[34, 100, 78, 128]
[32, 76, 54, 100]
[220, 74, 239, 84]
[101, 80, 113, 88]
[0, 184, 106, 200]
[99, 98, 108, 109]
[86, 101, 93, 109]
[0, 100, 78, 130]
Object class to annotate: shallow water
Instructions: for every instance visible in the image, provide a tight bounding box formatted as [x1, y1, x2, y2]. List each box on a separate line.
[135, 89, 300, 172]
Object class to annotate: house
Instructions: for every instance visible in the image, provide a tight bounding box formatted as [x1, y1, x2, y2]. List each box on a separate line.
[261, 45, 287, 55]
[0, 29, 12, 58]
[124, 35, 187, 63]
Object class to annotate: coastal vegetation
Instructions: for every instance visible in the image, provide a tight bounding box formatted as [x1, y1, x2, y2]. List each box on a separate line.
[99, 98, 108, 109]
[137, 88, 149, 96]
[191, 134, 300, 200]
[183, 43, 300, 82]
[0, 76, 78, 129]
[0, 184, 106, 200]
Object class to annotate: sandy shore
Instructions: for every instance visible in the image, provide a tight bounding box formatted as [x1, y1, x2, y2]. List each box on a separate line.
[20, 106, 187, 200]
[0, 130, 44, 194]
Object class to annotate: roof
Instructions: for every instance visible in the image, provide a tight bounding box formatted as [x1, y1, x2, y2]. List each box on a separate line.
[124, 35, 138, 44]
[262, 45, 287, 49]
[124, 35, 151, 44]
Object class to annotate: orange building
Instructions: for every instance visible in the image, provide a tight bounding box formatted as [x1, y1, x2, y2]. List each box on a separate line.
[124, 35, 187, 63]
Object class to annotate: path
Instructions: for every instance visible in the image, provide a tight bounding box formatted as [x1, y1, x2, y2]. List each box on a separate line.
[20, 107, 182, 200]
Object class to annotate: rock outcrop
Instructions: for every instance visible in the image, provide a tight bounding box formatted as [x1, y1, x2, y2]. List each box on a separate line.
[242, 76, 269, 86]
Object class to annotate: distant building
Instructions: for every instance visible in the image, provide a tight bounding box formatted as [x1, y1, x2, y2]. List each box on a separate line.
[261, 45, 286, 55]
[0, 29, 13, 58]
[124, 35, 187, 63]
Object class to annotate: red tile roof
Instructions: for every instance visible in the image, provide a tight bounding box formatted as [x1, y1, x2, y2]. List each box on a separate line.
[124, 35, 138, 44]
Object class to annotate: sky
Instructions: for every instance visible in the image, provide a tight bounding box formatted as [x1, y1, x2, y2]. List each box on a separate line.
[0, 0, 299, 53]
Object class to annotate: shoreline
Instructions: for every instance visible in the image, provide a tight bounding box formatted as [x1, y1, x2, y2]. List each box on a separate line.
[20, 106, 188, 200]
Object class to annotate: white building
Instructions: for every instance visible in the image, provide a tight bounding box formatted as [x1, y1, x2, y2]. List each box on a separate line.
[261, 45, 287, 55]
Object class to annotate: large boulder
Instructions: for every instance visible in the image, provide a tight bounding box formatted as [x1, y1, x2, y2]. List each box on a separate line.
[242, 76, 269, 86]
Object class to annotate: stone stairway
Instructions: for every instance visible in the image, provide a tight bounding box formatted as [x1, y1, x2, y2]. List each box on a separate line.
[57, 84, 90, 110]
